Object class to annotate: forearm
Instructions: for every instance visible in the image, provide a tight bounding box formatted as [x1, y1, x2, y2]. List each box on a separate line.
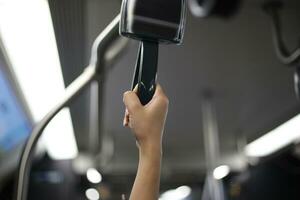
[123, 84, 168, 200]
[130, 144, 162, 200]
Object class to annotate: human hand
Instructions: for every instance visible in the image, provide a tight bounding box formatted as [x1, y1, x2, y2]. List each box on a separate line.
[123, 84, 169, 153]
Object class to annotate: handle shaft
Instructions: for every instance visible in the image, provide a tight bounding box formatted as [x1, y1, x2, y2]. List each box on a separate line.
[132, 41, 159, 105]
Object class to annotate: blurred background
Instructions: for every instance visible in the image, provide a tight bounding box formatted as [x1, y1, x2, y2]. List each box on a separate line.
[0, 0, 300, 199]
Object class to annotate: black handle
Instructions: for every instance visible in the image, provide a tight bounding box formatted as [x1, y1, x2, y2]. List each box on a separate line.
[132, 41, 159, 105]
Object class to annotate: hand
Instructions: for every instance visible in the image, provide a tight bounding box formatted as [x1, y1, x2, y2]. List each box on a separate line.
[123, 84, 169, 152]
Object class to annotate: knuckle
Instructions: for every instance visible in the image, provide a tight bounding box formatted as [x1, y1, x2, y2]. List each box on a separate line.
[123, 91, 133, 102]
[160, 95, 169, 106]
[123, 91, 131, 98]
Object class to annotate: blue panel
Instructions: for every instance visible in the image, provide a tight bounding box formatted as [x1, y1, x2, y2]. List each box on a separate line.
[0, 67, 31, 153]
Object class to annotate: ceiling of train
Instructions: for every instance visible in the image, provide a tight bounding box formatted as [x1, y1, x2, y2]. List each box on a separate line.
[50, 0, 300, 175]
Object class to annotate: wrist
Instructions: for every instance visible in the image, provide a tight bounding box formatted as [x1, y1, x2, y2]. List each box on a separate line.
[139, 141, 162, 159]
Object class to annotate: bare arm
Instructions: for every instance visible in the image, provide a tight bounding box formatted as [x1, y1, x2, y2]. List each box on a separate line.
[130, 143, 162, 200]
[123, 84, 169, 200]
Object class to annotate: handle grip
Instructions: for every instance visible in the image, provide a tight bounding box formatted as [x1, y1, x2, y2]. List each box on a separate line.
[132, 41, 159, 105]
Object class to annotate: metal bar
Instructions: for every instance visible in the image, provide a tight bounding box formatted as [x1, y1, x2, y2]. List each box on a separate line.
[201, 93, 225, 200]
[88, 14, 124, 155]
[16, 66, 96, 200]
[15, 14, 121, 200]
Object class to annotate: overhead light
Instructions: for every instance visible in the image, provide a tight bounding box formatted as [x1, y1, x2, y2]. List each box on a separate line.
[188, 0, 241, 18]
[72, 154, 94, 174]
[245, 114, 300, 157]
[213, 165, 230, 180]
[160, 186, 192, 200]
[0, 0, 78, 159]
[85, 188, 100, 200]
[87, 168, 102, 184]
[188, 0, 215, 17]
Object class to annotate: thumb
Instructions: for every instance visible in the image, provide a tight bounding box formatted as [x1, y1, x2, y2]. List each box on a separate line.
[123, 91, 142, 113]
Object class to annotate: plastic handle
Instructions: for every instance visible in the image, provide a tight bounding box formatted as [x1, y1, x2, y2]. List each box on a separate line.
[132, 41, 159, 105]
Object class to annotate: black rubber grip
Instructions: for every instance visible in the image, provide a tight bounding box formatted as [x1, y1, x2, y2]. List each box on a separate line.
[132, 41, 159, 105]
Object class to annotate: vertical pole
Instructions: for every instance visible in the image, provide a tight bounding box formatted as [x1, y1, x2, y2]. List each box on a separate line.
[88, 80, 100, 154]
[201, 92, 225, 200]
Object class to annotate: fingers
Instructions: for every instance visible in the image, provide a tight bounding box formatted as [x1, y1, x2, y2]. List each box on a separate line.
[123, 91, 142, 113]
[123, 86, 140, 127]
[149, 84, 169, 111]
[131, 83, 165, 102]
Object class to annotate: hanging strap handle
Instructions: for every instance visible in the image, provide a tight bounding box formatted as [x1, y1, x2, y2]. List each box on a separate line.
[132, 41, 159, 105]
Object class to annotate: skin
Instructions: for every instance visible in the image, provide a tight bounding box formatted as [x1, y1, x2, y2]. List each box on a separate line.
[123, 84, 169, 200]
